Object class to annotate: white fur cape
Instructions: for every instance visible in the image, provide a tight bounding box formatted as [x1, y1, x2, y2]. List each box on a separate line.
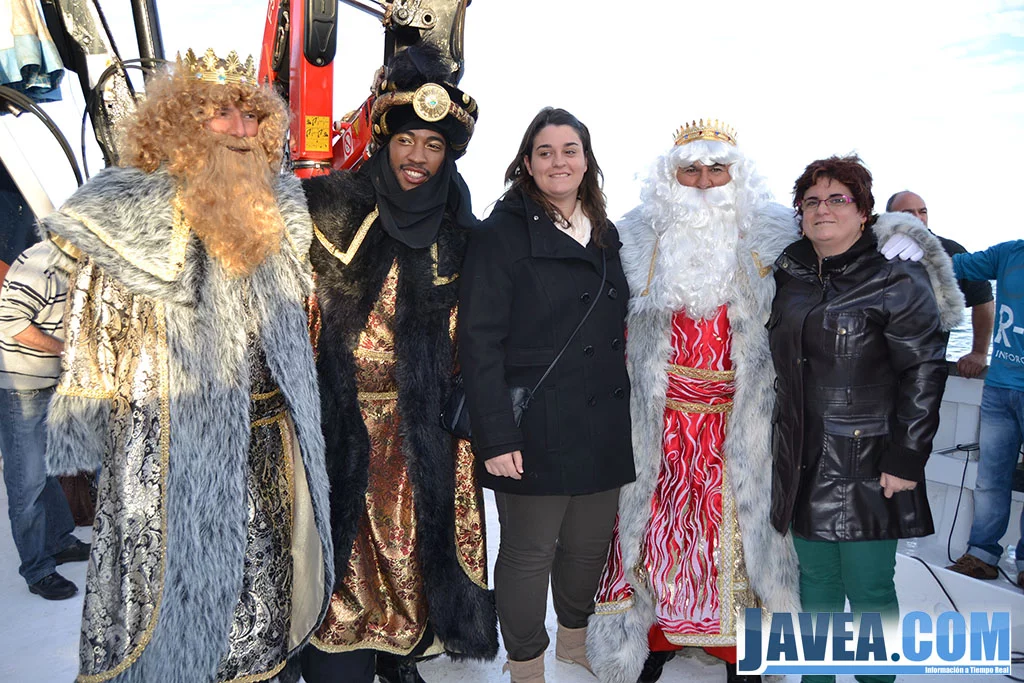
[586, 206, 961, 683]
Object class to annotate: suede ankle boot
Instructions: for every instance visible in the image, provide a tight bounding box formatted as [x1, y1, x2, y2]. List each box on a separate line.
[555, 623, 594, 675]
[502, 653, 545, 683]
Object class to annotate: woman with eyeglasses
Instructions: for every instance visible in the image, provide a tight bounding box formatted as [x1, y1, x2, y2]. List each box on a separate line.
[458, 107, 635, 682]
[767, 155, 962, 683]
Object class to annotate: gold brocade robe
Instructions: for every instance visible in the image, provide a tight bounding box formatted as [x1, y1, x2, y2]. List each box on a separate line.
[312, 261, 486, 655]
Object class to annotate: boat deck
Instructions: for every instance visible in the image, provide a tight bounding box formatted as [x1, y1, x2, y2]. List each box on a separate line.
[3, 484, 1019, 682]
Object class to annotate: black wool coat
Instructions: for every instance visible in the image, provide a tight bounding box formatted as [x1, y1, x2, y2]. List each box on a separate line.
[768, 233, 948, 542]
[303, 166, 497, 660]
[458, 190, 636, 496]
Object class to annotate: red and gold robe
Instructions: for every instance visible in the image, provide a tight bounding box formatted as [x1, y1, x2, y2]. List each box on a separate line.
[595, 305, 756, 648]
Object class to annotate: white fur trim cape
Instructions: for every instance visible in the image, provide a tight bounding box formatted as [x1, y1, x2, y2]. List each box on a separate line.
[587, 206, 963, 683]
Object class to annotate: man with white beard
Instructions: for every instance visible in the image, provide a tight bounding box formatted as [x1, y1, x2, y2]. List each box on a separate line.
[586, 121, 922, 683]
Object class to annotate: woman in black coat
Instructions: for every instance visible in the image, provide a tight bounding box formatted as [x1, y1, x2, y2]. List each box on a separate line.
[458, 107, 635, 681]
[769, 156, 959, 682]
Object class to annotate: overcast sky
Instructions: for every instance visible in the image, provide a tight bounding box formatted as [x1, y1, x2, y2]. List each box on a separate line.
[15, 0, 1024, 251]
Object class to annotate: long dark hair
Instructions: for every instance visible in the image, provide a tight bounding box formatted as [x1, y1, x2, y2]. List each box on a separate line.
[503, 107, 609, 246]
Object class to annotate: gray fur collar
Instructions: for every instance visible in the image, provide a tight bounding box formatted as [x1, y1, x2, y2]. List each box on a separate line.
[42, 166, 331, 682]
[42, 166, 314, 305]
[870, 212, 965, 331]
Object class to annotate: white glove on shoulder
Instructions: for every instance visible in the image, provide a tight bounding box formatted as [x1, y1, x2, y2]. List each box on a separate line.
[879, 233, 924, 262]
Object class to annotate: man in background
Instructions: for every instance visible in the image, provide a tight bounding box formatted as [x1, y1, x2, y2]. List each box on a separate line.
[887, 190, 994, 378]
[0, 237, 89, 600]
[945, 240, 1024, 589]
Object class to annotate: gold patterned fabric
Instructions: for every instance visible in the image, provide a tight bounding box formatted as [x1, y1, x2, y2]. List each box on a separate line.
[60, 260, 171, 681]
[214, 341, 295, 682]
[313, 262, 485, 654]
[315, 262, 431, 654]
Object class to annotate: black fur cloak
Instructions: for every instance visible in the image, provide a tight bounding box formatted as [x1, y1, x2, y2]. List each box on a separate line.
[303, 166, 497, 659]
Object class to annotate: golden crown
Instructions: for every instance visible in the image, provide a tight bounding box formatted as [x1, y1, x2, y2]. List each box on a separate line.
[673, 119, 737, 147]
[180, 48, 256, 86]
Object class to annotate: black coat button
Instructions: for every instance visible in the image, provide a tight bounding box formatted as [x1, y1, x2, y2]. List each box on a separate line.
[587, 395, 597, 407]
[613, 387, 625, 399]
[607, 287, 618, 300]
[580, 292, 591, 303]
[583, 345, 595, 357]
[611, 338, 622, 351]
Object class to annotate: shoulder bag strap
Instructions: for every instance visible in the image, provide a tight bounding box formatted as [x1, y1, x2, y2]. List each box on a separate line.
[526, 249, 608, 400]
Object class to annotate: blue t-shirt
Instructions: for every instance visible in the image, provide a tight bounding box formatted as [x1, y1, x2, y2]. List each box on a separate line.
[953, 240, 1024, 391]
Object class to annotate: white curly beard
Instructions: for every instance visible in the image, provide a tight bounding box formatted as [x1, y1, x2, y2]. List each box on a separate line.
[641, 182, 739, 321]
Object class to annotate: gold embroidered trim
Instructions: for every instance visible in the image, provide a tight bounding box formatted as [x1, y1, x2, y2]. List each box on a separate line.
[314, 207, 378, 266]
[251, 388, 282, 401]
[593, 596, 635, 615]
[311, 628, 430, 656]
[665, 398, 733, 414]
[223, 658, 287, 683]
[431, 243, 458, 286]
[751, 250, 772, 279]
[252, 411, 288, 428]
[63, 192, 189, 283]
[668, 365, 736, 381]
[663, 631, 737, 646]
[640, 236, 660, 297]
[354, 348, 394, 361]
[49, 233, 81, 260]
[79, 303, 172, 683]
[56, 385, 117, 400]
[357, 391, 399, 401]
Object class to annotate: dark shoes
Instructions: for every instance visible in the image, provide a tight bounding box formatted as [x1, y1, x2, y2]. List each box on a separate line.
[28, 572, 78, 600]
[947, 553, 999, 580]
[638, 650, 676, 682]
[725, 661, 762, 683]
[54, 539, 91, 565]
[375, 655, 426, 683]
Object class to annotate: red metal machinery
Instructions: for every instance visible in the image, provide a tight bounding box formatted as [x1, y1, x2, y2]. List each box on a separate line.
[258, 0, 468, 178]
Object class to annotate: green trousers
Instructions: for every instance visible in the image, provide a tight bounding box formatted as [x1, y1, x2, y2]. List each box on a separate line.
[793, 535, 898, 683]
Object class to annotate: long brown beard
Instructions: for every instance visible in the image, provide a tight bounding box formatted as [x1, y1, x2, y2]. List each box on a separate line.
[178, 132, 284, 277]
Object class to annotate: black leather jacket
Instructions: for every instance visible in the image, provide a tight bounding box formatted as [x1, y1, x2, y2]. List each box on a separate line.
[768, 232, 948, 541]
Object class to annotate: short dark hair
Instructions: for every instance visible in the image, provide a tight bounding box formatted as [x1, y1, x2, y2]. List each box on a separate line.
[793, 155, 874, 218]
[503, 107, 609, 246]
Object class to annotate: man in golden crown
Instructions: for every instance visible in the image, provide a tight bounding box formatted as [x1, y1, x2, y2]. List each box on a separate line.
[585, 122, 931, 683]
[298, 43, 496, 683]
[41, 49, 334, 682]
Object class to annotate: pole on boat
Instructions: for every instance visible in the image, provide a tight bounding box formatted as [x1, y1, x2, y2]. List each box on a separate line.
[130, 0, 165, 72]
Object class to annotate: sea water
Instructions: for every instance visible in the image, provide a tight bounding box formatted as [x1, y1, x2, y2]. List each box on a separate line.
[945, 281, 998, 363]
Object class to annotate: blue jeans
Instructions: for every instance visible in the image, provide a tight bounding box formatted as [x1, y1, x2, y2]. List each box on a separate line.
[0, 386, 77, 584]
[967, 385, 1024, 571]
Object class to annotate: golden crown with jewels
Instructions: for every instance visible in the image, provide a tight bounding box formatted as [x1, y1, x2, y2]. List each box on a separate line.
[179, 47, 256, 86]
[674, 119, 737, 147]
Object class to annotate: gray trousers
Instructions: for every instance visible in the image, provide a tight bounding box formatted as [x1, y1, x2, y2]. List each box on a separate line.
[493, 488, 620, 661]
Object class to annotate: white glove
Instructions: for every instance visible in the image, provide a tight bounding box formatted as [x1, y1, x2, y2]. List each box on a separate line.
[879, 233, 924, 262]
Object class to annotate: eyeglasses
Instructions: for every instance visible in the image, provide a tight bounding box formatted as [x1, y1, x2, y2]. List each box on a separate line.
[798, 194, 856, 212]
